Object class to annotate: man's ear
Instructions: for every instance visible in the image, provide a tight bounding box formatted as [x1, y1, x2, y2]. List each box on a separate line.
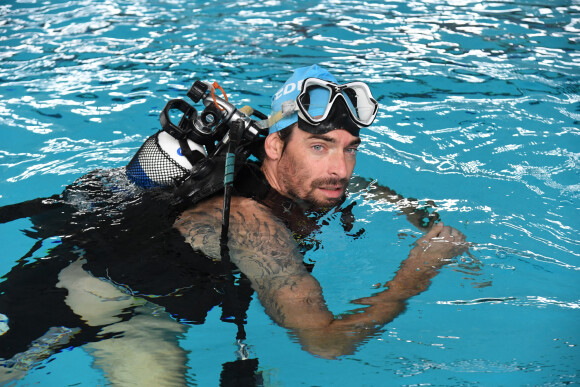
[264, 133, 284, 160]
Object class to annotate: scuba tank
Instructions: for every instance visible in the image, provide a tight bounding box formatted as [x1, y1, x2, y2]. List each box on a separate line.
[125, 80, 268, 202]
[125, 130, 207, 189]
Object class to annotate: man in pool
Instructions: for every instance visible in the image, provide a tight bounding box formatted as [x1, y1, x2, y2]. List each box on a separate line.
[0, 65, 467, 384]
[174, 64, 468, 358]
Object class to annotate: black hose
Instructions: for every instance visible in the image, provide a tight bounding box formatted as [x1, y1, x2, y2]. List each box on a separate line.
[219, 119, 247, 341]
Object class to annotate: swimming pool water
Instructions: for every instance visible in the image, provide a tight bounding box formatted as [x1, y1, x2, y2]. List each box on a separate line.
[1, 0, 578, 385]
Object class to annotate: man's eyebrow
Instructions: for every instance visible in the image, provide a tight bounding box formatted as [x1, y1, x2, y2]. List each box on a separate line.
[350, 138, 362, 146]
[307, 134, 361, 147]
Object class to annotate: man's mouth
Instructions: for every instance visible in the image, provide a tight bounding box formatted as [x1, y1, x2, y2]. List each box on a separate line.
[311, 178, 349, 200]
[317, 184, 346, 198]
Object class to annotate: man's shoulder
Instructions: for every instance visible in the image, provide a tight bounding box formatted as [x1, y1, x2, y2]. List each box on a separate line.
[178, 194, 274, 225]
[175, 194, 292, 259]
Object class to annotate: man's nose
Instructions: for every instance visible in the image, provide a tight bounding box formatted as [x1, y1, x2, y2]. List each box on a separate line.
[328, 151, 348, 178]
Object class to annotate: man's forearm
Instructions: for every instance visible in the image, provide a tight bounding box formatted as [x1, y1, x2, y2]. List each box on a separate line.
[253, 247, 443, 360]
[349, 176, 440, 231]
[278, 223, 468, 358]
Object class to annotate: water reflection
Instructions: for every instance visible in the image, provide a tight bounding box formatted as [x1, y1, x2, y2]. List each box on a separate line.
[0, 0, 578, 385]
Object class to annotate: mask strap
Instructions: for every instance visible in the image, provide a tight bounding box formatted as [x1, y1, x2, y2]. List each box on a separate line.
[259, 100, 298, 130]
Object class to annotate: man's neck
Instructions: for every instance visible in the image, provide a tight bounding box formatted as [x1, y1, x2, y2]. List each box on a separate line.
[260, 159, 284, 196]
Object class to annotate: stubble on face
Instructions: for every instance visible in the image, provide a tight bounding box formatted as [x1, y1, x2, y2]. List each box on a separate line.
[277, 149, 349, 209]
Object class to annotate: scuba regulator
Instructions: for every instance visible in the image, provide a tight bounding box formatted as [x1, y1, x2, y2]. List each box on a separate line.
[126, 80, 268, 203]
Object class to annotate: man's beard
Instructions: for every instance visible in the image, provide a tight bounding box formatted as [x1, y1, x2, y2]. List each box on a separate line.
[288, 177, 349, 209]
[277, 148, 350, 209]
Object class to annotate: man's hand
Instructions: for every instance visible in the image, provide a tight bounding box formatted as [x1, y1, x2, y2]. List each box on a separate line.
[367, 222, 468, 304]
[411, 222, 468, 268]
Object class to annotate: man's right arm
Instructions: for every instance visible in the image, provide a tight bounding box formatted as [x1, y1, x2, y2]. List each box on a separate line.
[174, 196, 467, 358]
[175, 196, 334, 328]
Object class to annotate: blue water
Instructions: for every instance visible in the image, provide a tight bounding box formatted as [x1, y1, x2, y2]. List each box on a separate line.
[1, 0, 579, 385]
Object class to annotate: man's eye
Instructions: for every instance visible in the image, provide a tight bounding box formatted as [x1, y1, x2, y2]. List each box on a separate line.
[346, 147, 358, 154]
[312, 145, 324, 151]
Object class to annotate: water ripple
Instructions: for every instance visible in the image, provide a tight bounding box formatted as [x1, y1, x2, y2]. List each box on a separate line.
[0, 0, 578, 385]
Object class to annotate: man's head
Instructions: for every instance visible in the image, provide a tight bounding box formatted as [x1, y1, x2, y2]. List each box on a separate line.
[262, 65, 377, 208]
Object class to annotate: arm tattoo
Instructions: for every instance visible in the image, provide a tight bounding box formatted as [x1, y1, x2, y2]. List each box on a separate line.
[174, 197, 322, 325]
[175, 197, 306, 275]
[175, 205, 223, 259]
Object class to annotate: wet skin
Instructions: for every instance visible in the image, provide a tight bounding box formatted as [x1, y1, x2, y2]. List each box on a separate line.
[261, 127, 361, 208]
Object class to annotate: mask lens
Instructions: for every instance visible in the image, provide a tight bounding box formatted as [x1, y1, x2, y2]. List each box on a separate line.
[298, 83, 332, 121]
[342, 83, 377, 125]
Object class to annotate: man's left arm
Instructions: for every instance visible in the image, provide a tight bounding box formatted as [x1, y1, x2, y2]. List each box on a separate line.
[349, 176, 440, 231]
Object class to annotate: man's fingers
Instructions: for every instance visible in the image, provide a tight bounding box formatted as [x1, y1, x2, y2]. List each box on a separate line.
[432, 224, 466, 242]
[425, 221, 444, 237]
